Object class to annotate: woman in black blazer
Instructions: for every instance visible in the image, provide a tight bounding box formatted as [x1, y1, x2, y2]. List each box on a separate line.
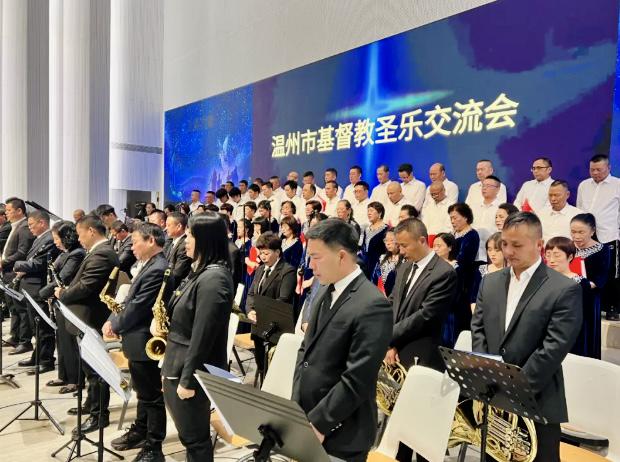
[157, 212, 233, 462]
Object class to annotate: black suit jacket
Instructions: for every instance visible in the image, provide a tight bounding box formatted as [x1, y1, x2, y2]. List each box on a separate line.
[161, 264, 233, 388]
[59, 242, 120, 335]
[166, 235, 191, 290]
[116, 236, 136, 276]
[389, 254, 458, 370]
[0, 222, 11, 254]
[13, 231, 59, 300]
[109, 252, 173, 361]
[228, 240, 242, 291]
[246, 259, 296, 312]
[471, 264, 582, 423]
[292, 273, 392, 457]
[1, 219, 35, 274]
[39, 247, 86, 300]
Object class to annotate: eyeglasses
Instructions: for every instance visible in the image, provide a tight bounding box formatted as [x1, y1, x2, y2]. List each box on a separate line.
[530, 166, 550, 171]
[481, 183, 499, 189]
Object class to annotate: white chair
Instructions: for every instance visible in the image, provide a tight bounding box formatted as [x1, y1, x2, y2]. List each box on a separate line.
[369, 366, 460, 462]
[227, 313, 240, 366]
[454, 330, 472, 352]
[261, 333, 303, 399]
[563, 353, 620, 461]
[294, 304, 305, 336]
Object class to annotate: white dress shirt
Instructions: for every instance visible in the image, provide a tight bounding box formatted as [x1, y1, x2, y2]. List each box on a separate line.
[273, 187, 287, 203]
[330, 266, 363, 309]
[352, 198, 370, 227]
[343, 184, 356, 203]
[405, 251, 436, 297]
[189, 201, 203, 213]
[370, 181, 392, 203]
[472, 197, 502, 233]
[505, 258, 543, 330]
[577, 175, 620, 243]
[401, 178, 426, 212]
[514, 177, 554, 213]
[425, 178, 459, 204]
[323, 196, 340, 218]
[465, 181, 507, 208]
[421, 197, 452, 235]
[538, 204, 583, 243]
[264, 195, 281, 221]
[2, 217, 26, 260]
[385, 197, 411, 227]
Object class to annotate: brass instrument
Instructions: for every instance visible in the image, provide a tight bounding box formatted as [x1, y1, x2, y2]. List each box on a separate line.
[376, 361, 408, 416]
[100, 267, 123, 314]
[448, 400, 537, 462]
[145, 268, 172, 361]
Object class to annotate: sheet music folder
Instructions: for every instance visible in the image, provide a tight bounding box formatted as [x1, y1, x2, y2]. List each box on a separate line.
[195, 370, 330, 462]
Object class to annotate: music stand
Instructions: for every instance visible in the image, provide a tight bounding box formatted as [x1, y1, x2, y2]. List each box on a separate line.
[195, 370, 330, 462]
[0, 290, 64, 434]
[51, 302, 129, 462]
[0, 281, 24, 388]
[438, 347, 546, 462]
[252, 295, 293, 385]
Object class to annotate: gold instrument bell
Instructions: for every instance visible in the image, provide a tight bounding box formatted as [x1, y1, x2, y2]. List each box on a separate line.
[100, 267, 123, 314]
[376, 360, 407, 416]
[145, 268, 172, 361]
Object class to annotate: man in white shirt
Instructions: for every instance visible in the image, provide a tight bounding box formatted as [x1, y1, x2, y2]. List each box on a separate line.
[398, 163, 426, 213]
[283, 180, 305, 222]
[261, 182, 281, 221]
[352, 181, 370, 227]
[385, 182, 411, 227]
[188, 189, 203, 214]
[343, 165, 362, 203]
[472, 175, 503, 232]
[239, 180, 250, 202]
[370, 164, 392, 203]
[514, 157, 554, 212]
[323, 181, 340, 217]
[324, 168, 343, 199]
[301, 183, 324, 215]
[421, 181, 453, 235]
[203, 191, 216, 207]
[230, 187, 245, 221]
[577, 154, 620, 244]
[287, 171, 302, 197]
[247, 184, 261, 205]
[425, 163, 459, 204]
[269, 176, 287, 202]
[539, 180, 582, 243]
[303, 171, 324, 201]
[465, 159, 508, 208]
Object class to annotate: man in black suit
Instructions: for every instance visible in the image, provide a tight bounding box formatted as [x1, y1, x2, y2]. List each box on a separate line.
[56, 215, 120, 434]
[388, 218, 458, 370]
[164, 212, 191, 289]
[292, 219, 392, 462]
[0, 205, 11, 255]
[472, 212, 582, 462]
[103, 223, 172, 462]
[1, 197, 35, 352]
[110, 220, 136, 276]
[13, 210, 59, 373]
[246, 231, 296, 376]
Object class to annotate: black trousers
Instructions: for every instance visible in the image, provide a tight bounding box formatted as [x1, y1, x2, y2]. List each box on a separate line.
[11, 297, 32, 345]
[56, 310, 82, 385]
[83, 359, 110, 418]
[129, 359, 166, 450]
[533, 422, 561, 462]
[163, 378, 213, 462]
[27, 299, 55, 365]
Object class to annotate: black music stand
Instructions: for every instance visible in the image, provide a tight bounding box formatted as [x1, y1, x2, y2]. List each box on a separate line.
[0, 289, 63, 434]
[439, 347, 546, 462]
[252, 295, 293, 385]
[0, 281, 23, 388]
[196, 370, 330, 462]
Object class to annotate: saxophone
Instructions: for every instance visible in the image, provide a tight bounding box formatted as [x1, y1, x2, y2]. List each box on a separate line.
[145, 268, 172, 361]
[100, 267, 122, 314]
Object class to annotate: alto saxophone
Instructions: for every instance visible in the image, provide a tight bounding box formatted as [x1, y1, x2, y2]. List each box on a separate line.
[145, 268, 172, 361]
[100, 267, 123, 314]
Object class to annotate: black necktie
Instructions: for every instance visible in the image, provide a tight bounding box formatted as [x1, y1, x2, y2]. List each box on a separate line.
[400, 263, 419, 305]
[259, 268, 271, 293]
[315, 283, 335, 329]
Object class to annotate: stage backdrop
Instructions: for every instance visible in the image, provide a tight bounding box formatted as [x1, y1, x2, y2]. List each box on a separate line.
[164, 0, 620, 204]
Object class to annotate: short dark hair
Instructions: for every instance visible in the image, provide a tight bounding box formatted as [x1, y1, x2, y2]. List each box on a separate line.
[204, 204, 219, 212]
[280, 215, 300, 237]
[394, 217, 428, 239]
[54, 221, 81, 251]
[306, 200, 322, 213]
[168, 211, 188, 228]
[249, 184, 261, 194]
[484, 175, 501, 185]
[354, 181, 369, 191]
[111, 220, 128, 233]
[325, 168, 337, 176]
[435, 232, 458, 260]
[281, 200, 297, 215]
[220, 203, 234, 214]
[188, 212, 232, 270]
[5, 197, 26, 215]
[498, 203, 519, 216]
[448, 202, 474, 224]
[77, 215, 107, 236]
[229, 187, 241, 198]
[398, 163, 413, 175]
[400, 204, 419, 218]
[95, 204, 116, 218]
[262, 181, 273, 190]
[255, 231, 282, 252]
[164, 204, 176, 213]
[503, 211, 543, 239]
[545, 236, 576, 258]
[29, 209, 50, 224]
[550, 179, 569, 190]
[284, 180, 298, 191]
[244, 201, 257, 212]
[254, 177, 264, 185]
[257, 200, 271, 212]
[325, 180, 339, 189]
[590, 154, 609, 164]
[377, 164, 389, 172]
[350, 165, 362, 175]
[215, 188, 229, 199]
[151, 209, 166, 223]
[252, 217, 270, 234]
[305, 218, 359, 255]
[477, 159, 493, 165]
[303, 171, 314, 178]
[192, 189, 201, 194]
[133, 222, 166, 247]
[239, 179, 248, 186]
[225, 181, 234, 187]
[534, 157, 552, 167]
[206, 190, 216, 196]
[368, 201, 385, 219]
[269, 175, 280, 181]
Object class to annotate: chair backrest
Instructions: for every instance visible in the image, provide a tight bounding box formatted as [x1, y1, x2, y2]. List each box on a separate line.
[454, 330, 472, 352]
[376, 366, 460, 462]
[294, 304, 305, 336]
[563, 353, 620, 461]
[261, 333, 303, 399]
[226, 313, 240, 364]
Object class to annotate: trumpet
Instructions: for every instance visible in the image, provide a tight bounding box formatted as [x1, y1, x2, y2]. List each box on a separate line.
[145, 268, 172, 361]
[100, 267, 123, 314]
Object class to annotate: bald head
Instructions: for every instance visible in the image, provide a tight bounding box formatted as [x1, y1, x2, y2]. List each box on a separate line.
[387, 182, 403, 204]
[429, 181, 446, 203]
[429, 163, 446, 182]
